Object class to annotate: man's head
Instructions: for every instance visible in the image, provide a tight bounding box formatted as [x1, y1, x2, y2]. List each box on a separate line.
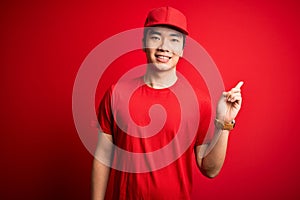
[143, 7, 188, 71]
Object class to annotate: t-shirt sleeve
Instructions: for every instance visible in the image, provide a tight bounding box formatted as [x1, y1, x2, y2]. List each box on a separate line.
[97, 87, 113, 135]
[195, 94, 212, 146]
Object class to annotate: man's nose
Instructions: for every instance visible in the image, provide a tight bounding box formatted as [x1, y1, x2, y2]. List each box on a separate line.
[158, 38, 170, 52]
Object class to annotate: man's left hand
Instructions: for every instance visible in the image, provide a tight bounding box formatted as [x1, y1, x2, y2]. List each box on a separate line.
[216, 81, 244, 122]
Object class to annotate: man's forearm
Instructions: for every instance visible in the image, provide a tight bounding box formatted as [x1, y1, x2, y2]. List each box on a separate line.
[91, 132, 113, 200]
[198, 129, 229, 178]
[91, 159, 110, 200]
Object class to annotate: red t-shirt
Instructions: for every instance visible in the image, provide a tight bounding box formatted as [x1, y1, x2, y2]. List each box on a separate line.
[98, 76, 211, 199]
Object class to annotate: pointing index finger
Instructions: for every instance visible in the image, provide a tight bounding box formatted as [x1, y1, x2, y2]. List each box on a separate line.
[235, 81, 244, 89]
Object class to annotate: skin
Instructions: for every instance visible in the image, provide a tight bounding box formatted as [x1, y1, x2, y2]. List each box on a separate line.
[91, 26, 243, 199]
[91, 133, 112, 200]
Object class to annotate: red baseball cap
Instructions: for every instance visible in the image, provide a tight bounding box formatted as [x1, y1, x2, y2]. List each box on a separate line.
[144, 6, 189, 35]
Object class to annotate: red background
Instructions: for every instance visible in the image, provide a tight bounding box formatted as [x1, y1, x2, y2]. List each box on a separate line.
[1, 0, 300, 199]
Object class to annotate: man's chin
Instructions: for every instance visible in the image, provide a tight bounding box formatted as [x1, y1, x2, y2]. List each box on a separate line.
[151, 63, 174, 71]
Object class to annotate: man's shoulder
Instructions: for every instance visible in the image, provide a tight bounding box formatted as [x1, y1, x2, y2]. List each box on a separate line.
[111, 76, 142, 88]
[108, 76, 144, 98]
[176, 76, 211, 103]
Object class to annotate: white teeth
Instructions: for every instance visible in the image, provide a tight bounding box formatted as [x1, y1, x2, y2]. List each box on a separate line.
[157, 55, 170, 59]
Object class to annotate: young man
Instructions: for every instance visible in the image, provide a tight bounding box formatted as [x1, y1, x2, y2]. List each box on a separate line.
[92, 6, 243, 199]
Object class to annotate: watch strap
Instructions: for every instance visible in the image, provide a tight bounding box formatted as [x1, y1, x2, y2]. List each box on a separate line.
[214, 118, 235, 131]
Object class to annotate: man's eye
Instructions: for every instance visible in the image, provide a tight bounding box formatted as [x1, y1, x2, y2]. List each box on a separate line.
[151, 36, 160, 40]
[171, 38, 180, 42]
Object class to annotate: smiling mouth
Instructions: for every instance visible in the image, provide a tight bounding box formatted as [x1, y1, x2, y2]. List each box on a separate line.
[155, 55, 171, 62]
[156, 55, 171, 59]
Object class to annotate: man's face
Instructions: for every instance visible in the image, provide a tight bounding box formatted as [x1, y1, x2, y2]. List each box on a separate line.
[143, 26, 184, 71]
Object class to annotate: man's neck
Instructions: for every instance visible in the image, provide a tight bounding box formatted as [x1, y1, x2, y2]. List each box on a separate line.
[144, 67, 178, 89]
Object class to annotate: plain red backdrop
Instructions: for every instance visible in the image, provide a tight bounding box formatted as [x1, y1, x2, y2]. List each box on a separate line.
[1, 0, 300, 199]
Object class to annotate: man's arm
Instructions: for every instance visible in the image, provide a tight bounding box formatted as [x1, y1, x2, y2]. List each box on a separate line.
[91, 133, 113, 200]
[195, 130, 229, 178]
[196, 81, 243, 178]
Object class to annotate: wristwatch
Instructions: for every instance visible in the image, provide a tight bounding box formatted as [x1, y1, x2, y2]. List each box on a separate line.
[214, 118, 236, 131]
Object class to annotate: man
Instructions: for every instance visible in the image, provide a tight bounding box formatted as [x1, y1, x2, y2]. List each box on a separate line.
[92, 6, 243, 199]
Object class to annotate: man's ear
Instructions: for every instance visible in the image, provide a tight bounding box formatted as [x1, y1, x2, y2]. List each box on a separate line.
[179, 50, 183, 57]
[142, 38, 146, 52]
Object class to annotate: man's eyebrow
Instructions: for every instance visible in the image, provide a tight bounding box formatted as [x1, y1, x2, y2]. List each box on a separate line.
[169, 33, 182, 38]
[148, 29, 183, 38]
[149, 30, 161, 35]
